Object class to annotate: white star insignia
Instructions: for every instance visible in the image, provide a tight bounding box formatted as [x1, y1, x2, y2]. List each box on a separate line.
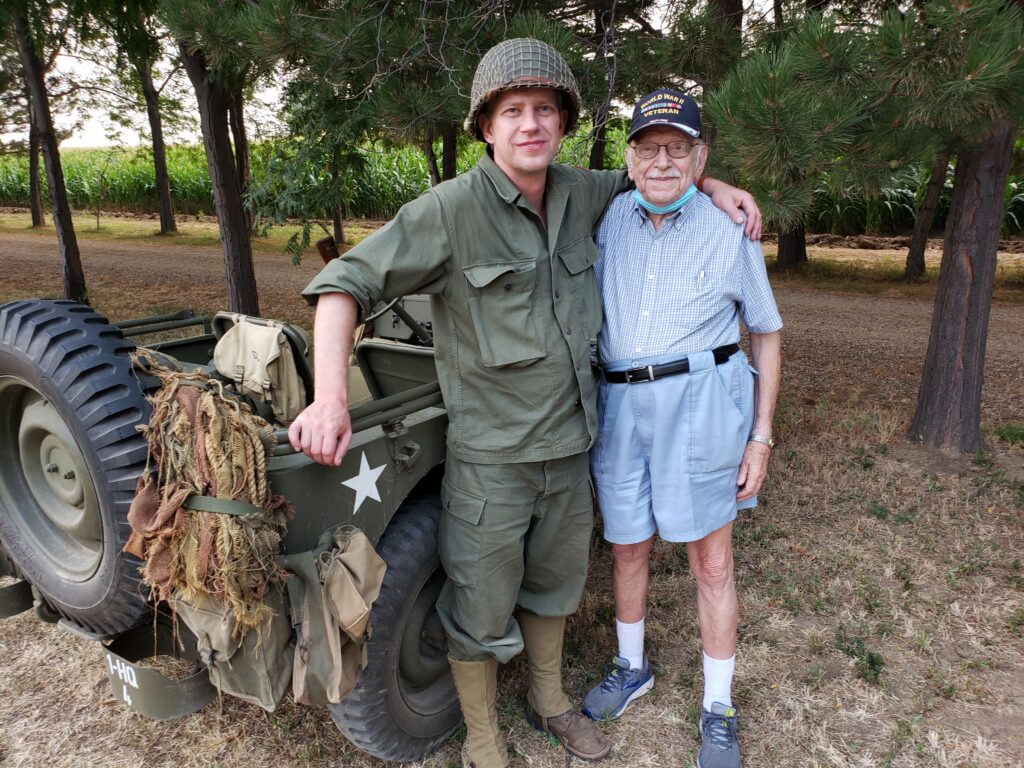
[342, 452, 386, 514]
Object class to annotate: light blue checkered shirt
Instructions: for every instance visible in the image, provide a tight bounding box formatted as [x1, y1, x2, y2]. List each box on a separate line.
[595, 191, 783, 368]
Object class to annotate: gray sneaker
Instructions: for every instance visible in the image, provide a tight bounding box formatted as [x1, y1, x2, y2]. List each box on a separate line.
[697, 702, 741, 768]
[581, 655, 654, 721]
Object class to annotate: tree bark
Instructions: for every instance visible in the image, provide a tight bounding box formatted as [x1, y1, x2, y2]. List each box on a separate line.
[710, 0, 743, 34]
[441, 124, 457, 181]
[423, 130, 441, 187]
[27, 91, 44, 227]
[15, 11, 85, 301]
[588, 6, 613, 171]
[908, 124, 1013, 452]
[179, 42, 259, 316]
[904, 146, 950, 280]
[774, 0, 784, 28]
[226, 85, 251, 231]
[775, 219, 808, 270]
[589, 99, 609, 171]
[133, 56, 177, 234]
[331, 146, 344, 245]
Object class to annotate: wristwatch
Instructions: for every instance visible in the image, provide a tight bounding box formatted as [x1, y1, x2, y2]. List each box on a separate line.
[749, 433, 775, 448]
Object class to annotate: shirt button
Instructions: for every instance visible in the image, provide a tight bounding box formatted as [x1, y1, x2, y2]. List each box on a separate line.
[647, 275, 654, 280]
[642, 310, 649, 316]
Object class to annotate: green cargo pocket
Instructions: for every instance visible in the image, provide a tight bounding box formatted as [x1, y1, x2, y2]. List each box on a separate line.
[463, 261, 546, 368]
[556, 239, 603, 340]
[439, 477, 485, 588]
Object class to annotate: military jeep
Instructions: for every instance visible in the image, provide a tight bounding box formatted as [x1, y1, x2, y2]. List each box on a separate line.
[0, 296, 457, 762]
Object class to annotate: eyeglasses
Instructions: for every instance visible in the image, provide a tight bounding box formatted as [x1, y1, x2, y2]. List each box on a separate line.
[631, 141, 702, 160]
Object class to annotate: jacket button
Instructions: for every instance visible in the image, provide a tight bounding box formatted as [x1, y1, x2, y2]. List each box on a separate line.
[504, 283, 512, 291]
[564, 326, 572, 335]
[574, 399, 581, 408]
[554, 290, 561, 300]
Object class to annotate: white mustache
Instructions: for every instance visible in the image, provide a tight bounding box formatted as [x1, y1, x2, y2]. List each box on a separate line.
[644, 171, 682, 179]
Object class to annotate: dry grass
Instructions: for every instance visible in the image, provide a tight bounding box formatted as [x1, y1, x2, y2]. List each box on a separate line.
[1, 225, 1022, 768]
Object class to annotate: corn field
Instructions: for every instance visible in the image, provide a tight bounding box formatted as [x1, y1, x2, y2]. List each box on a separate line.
[1, 140, 1022, 235]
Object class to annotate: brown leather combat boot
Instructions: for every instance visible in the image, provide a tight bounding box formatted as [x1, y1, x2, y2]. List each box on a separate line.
[520, 613, 611, 761]
[448, 655, 509, 768]
[526, 706, 612, 761]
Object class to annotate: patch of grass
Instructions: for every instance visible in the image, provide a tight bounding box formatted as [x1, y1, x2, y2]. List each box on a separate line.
[994, 422, 1024, 446]
[836, 627, 886, 684]
[1008, 608, 1024, 634]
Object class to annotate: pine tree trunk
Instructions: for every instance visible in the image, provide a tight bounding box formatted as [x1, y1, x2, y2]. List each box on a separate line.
[776, 220, 807, 270]
[179, 42, 259, 316]
[227, 86, 251, 231]
[588, 6, 612, 171]
[908, 123, 1012, 452]
[15, 11, 85, 302]
[441, 124, 457, 181]
[423, 130, 441, 187]
[27, 98, 44, 227]
[589, 100, 608, 171]
[134, 57, 176, 234]
[774, 0, 784, 27]
[904, 146, 950, 280]
[331, 146, 344, 245]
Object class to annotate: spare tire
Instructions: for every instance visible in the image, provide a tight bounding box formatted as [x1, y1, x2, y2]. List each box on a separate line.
[0, 300, 152, 635]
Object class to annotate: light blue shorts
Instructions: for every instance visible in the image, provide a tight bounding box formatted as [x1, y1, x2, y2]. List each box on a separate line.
[590, 349, 757, 545]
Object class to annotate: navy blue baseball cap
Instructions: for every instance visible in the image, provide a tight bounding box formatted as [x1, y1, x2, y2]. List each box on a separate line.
[627, 89, 702, 142]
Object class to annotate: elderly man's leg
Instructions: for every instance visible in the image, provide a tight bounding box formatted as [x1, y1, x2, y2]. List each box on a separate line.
[581, 538, 656, 721]
[688, 522, 741, 768]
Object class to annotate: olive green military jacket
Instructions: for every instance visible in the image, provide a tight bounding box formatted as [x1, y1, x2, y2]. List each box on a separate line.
[303, 152, 628, 464]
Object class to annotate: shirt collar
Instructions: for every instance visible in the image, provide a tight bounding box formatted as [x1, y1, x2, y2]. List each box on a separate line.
[478, 149, 524, 205]
[629, 191, 698, 230]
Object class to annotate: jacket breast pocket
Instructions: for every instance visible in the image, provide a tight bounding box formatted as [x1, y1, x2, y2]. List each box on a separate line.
[463, 260, 546, 368]
[556, 238, 603, 339]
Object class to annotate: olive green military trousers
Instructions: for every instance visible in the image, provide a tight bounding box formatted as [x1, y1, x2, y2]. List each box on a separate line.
[436, 452, 594, 663]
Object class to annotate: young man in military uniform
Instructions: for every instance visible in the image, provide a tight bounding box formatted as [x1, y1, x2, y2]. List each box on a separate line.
[290, 42, 761, 768]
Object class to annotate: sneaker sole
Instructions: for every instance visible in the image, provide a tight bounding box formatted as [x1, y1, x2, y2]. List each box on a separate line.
[582, 675, 655, 721]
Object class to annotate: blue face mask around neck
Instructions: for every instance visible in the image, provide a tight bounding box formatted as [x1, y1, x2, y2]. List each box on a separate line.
[632, 183, 697, 215]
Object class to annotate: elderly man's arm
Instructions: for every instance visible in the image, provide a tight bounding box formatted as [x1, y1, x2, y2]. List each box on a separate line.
[287, 293, 360, 466]
[702, 177, 762, 241]
[736, 330, 781, 502]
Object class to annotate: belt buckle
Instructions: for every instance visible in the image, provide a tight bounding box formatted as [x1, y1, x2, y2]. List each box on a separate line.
[625, 365, 655, 384]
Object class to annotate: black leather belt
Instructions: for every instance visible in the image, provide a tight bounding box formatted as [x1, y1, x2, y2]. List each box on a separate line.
[603, 344, 739, 384]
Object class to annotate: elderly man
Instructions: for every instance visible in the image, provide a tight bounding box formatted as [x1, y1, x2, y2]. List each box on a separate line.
[581, 90, 782, 768]
[291, 48, 760, 767]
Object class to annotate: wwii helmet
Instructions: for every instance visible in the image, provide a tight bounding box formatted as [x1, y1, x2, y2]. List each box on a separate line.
[465, 37, 582, 141]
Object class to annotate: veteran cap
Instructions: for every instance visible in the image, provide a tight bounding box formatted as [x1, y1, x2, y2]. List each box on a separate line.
[627, 88, 701, 142]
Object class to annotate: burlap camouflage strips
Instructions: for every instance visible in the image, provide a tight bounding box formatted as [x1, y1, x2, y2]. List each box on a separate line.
[465, 37, 581, 139]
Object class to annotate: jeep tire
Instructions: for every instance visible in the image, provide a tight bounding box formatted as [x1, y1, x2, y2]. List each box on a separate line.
[330, 495, 462, 761]
[0, 300, 152, 635]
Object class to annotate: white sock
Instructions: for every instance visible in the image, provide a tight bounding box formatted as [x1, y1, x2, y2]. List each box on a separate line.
[702, 652, 735, 710]
[616, 617, 645, 670]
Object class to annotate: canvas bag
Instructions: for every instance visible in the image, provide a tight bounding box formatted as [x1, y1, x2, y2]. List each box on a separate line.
[282, 527, 387, 706]
[213, 314, 306, 423]
[171, 584, 293, 712]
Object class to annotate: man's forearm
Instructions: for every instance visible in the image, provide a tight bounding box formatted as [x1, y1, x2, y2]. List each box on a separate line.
[312, 292, 360, 408]
[749, 331, 781, 436]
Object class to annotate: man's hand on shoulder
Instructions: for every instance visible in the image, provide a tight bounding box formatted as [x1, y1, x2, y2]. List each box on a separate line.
[701, 177, 763, 241]
[288, 399, 352, 466]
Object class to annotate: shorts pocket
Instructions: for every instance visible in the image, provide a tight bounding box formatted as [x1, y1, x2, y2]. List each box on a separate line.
[689, 365, 749, 475]
[439, 477, 486, 587]
[464, 261, 546, 368]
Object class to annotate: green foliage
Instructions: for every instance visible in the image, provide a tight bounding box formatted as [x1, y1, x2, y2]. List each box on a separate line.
[994, 423, 1024, 447]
